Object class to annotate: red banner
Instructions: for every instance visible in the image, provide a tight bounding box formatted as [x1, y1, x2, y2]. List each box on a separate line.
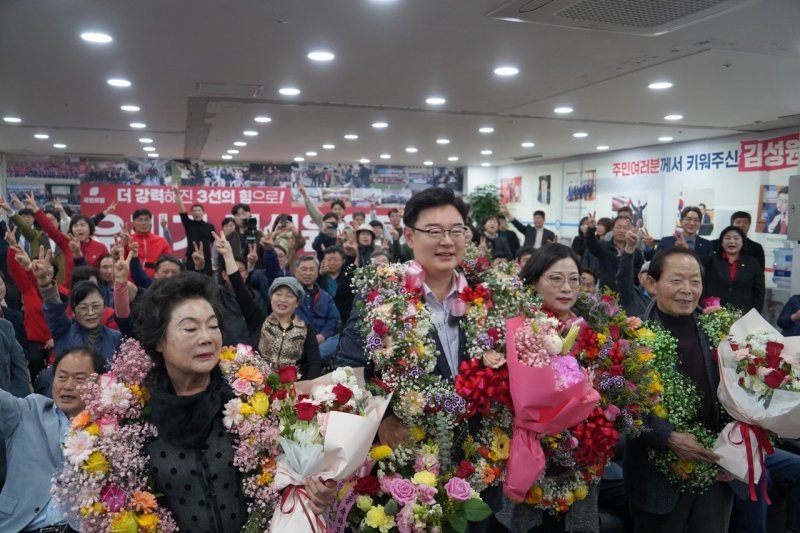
[739, 133, 800, 172]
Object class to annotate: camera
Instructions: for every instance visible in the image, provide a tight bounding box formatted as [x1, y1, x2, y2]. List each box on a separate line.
[245, 217, 258, 245]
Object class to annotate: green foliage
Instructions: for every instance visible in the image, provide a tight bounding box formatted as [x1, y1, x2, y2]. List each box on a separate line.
[467, 185, 502, 227]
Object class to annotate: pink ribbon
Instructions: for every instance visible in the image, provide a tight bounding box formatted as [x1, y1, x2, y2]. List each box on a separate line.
[728, 422, 774, 503]
[280, 485, 328, 533]
[404, 260, 426, 291]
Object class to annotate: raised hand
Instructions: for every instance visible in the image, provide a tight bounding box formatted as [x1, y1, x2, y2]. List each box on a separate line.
[388, 224, 400, 242]
[298, 181, 307, 195]
[113, 250, 134, 284]
[641, 227, 654, 248]
[213, 231, 232, 258]
[500, 204, 511, 219]
[23, 193, 39, 211]
[674, 229, 688, 249]
[0, 197, 13, 215]
[246, 243, 258, 266]
[103, 201, 118, 215]
[260, 230, 274, 249]
[4, 229, 17, 248]
[31, 246, 54, 285]
[191, 241, 205, 269]
[9, 193, 23, 210]
[67, 233, 83, 257]
[586, 210, 597, 228]
[160, 214, 168, 230]
[117, 225, 131, 249]
[129, 239, 140, 258]
[623, 229, 638, 254]
[12, 245, 31, 270]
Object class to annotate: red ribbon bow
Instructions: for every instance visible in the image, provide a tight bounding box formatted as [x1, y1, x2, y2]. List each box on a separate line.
[280, 485, 328, 533]
[728, 422, 775, 503]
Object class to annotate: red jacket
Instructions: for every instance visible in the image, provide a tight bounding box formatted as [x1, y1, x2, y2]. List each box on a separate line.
[130, 232, 172, 277]
[80, 239, 108, 268]
[35, 209, 109, 269]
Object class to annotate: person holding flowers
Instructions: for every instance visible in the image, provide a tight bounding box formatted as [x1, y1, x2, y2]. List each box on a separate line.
[632, 247, 733, 532]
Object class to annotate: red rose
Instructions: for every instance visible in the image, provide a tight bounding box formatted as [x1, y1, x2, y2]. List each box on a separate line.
[332, 384, 354, 405]
[373, 320, 390, 337]
[274, 388, 288, 400]
[295, 401, 319, 421]
[765, 341, 785, 369]
[746, 363, 757, 376]
[278, 365, 298, 384]
[764, 370, 787, 389]
[455, 460, 476, 479]
[353, 475, 380, 496]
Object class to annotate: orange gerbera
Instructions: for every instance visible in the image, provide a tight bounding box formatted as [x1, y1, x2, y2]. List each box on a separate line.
[130, 491, 158, 513]
[71, 410, 92, 429]
[236, 366, 264, 385]
[481, 467, 496, 485]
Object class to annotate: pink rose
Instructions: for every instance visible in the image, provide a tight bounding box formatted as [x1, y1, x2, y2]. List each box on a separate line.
[98, 373, 116, 387]
[96, 414, 119, 435]
[444, 477, 472, 502]
[449, 298, 468, 318]
[482, 350, 506, 369]
[417, 483, 438, 505]
[232, 378, 254, 395]
[626, 316, 643, 330]
[380, 473, 402, 494]
[404, 261, 426, 291]
[390, 478, 418, 505]
[604, 404, 621, 422]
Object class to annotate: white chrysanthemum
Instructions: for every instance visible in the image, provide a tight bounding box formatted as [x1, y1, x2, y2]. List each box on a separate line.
[293, 424, 322, 446]
[64, 431, 96, 465]
[100, 382, 132, 410]
[223, 398, 244, 428]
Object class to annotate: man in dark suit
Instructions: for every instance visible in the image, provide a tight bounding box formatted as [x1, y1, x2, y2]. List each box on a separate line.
[645, 206, 713, 259]
[726, 211, 766, 271]
[502, 206, 555, 250]
[626, 248, 733, 532]
[585, 212, 644, 293]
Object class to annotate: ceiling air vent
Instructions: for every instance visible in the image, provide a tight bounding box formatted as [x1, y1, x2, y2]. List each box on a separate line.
[488, 0, 761, 36]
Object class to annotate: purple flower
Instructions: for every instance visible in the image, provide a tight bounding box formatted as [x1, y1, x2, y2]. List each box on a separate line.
[390, 478, 418, 505]
[417, 483, 438, 505]
[366, 332, 382, 349]
[410, 367, 424, 378]
[444, 477, 472, 502]
[476, 334, 494, 349]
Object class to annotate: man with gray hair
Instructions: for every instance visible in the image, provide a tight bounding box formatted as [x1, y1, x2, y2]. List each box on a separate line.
[294, 255, 341, 361]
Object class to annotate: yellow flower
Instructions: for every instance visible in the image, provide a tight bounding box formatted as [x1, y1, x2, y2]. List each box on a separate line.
[365, 505, 394, 531]
[85, 423, 101, 436]
[80, 502, 106, 516]
[411, 470, 437, 487]
[136, 513, 160, 532]
[257, 470, 274, 485]
[220, 347, 236, 361]
[369, 445, 393, 461]
[82, 451, 109, 475]
[239, 403, 254, 416]
[637, 348, 654, 363]
[490, 432, 510, 460]
[561, 324, 580, 354]
[596, 333, 607, 345]
[524, 485, 543, 505]
[574, 485, 588, 501]
[563, 491, 576, 506]
[129, 384, 149, 404]
[251, 391, 269, 416]
[635, 328, 656, 341]
[338, 481, 354, 500]
[652, 404, 668, 418]
[410, 426, 425, 442]
[110, 511, 139, 533]
[648, 374, 664, 394]
[672, 459, 695, 478]
[356, 495, 373, 512]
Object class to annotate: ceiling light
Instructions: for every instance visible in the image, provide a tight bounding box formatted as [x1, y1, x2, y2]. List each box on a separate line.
[322, 144, 335, 150]
[423, 161, 433, 166]
[147, 153, 159, 158]
[306, 151, 318, 157]
[448, 156, 459, 161]
[664, 114, 683, 121]
[228, 149, 239, 154]
[494, 66, 519, 77]
[658, 136, 673, 142]
[481, 162, 491, 167]
[596, 145, 610, 151]
[120, 105, 140, 112]
[3, 116, 21, 123]
[294, 157, 305, 162]
[359, 158, 371, 164]
[222, 155, 233, 160]
[380, 154, 391, 160]
[436, 138, 450, 145]
[80, 32, 112, 43]
[480, 150, 493, 155]
[648, 81, 673, 90]
[573, 132, 588, 138]
[426, 96, 446, 105]
[279, 87, 301, 96]
[130, 122, 146, 129]
[243, 130, 258, 136]
[554, 106, 573, 114]
[521, 142, 535, 148]
[344, 134, 358, 140]
[479, 127, 494, 133]
[34, 133, 49, 139]
[405, 147, 418, 153]
[107, 78, 131, 87]
[308, 50, 335, 61]
[372, 122, 388, 129]
[53, 143, 67, 149]
[233, 141, 247, 147]
[138, 137, 153, 143]
[143, 146, 156, 151]
[254, 116, 272, 123]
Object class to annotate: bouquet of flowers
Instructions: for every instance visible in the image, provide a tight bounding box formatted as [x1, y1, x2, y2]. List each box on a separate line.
[270, 366, 391, 532]
[714, 309, 800, 498]
[503, 313, 599, 502]
[697, 296, 743, 345]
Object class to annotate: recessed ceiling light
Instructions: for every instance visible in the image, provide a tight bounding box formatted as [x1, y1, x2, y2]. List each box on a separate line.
[596, 145, 610, 151]
[294, 157, 305, 162]
[481, 150, 493, 155]
[130, 122, 146, 129]
[307, 50, 335, 61]
[554, 106, 574, 114]
[423, 161, 433, 166]
[448, 156, 459, 161]
[436, 138, 450, 145]
[80, 32, 113, 43]
[322, 144, 335, 150]
[479, 127, 495, 134]
[405, 147, 418, 153]
[344, 134, 358, 140]
[306, 151, 318, 157]
[372, 122, 388, 129]
[138, 137, 153, 143]
[648, 81, 673, 90]
[359, 158, 371, 164]
[481, 162, 491, 167]
[34, 133, 49, 139]
[426, 96, 446, 105]
[3, 116, 21, 123]
[664, 114, 683, 121]
[521, 142, 535, 148]
[233, 141, 247, 147]
[228, 149, 239, 154]
[659, 136, 673, 142]
[147, 153, 159, 158]
[107, 78, 131, 87]
[143, 146, 156, 151]
[120, 105, 140, 112]
[279, 87, 301, 96]
[494, 66, 519, 77]
[254, 116, 272, 123]
[243, 130, 258, 136]
[380, 154, 391, 159]
[222, 155, 233, 160]
[573, 132, 588, 138]
[53, 143, 67, 149]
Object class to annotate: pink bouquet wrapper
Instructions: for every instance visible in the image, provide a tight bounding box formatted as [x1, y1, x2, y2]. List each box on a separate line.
[503, 316, 600, 502]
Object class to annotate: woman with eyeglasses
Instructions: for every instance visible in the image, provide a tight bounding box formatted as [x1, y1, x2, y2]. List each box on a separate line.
[519, 243, 583, 324]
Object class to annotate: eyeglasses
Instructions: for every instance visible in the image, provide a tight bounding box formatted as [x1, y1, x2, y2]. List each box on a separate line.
[75, 303, 103, 315]
[681, 217, 701, 223]
[543, 274, 581, 288]
[407, 225, 467, 240]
